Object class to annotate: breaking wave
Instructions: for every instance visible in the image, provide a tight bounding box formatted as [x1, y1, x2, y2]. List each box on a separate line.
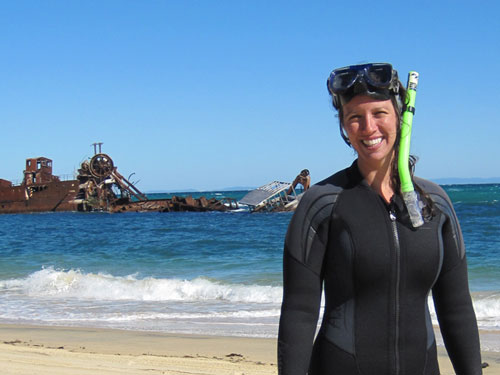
[1, 269, 498, 340]
[0, 267, 283, 303]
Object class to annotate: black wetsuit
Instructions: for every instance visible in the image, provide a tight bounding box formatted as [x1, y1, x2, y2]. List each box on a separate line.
[278, 161, 482, 375]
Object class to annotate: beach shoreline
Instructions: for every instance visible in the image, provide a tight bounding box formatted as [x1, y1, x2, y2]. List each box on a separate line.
[1, 323, 499, 375]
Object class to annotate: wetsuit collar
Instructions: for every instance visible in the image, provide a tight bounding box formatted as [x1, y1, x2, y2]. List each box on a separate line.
[347, 160, 365, 187]
[349, 159, 414, 228]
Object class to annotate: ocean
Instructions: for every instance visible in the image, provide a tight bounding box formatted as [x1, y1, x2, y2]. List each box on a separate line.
[0, 185, 499, 351]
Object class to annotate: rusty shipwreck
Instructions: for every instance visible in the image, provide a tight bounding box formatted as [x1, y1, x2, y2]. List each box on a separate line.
[0, 147, 238, 214]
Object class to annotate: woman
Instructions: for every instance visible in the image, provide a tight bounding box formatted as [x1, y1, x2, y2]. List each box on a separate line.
[278, 63, 482, 375]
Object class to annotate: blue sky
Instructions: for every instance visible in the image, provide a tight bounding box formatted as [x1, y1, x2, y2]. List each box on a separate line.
[2, 1, 499, 191]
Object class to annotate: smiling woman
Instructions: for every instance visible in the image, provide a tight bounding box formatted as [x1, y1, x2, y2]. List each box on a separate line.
[341, 95, 398, 201]
[277, 63, 483, 375]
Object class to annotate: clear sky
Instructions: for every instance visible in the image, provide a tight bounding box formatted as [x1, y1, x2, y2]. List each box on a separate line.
[2, 0, 499, 191]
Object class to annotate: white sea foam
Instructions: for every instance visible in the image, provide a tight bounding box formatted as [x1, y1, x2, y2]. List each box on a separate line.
[1, 269, 499, 342]
[0, 267, 282, 303]
[471, 291, 500, 328]
[0, 268, 284, 337]
[428, 292, 500, 330]
[68, 309, 282, 322]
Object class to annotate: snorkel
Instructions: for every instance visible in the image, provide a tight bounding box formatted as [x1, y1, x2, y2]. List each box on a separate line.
[398, 72, 424, 227]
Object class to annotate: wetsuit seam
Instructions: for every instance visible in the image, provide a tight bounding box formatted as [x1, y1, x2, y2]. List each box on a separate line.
[284, 247, 318, 275]
[435, 256, 467, 278]
[344, 216, 357, 358]
[320, 334, 355, 356]
[302, 191, 340, 265]
[315, 336, 363, 375]
[428, 192, 464, 259]
[323, 215, 357, 357]
[422, 345, 429, 375]
[429, 213, 446, 290]
[329, 197, 362, 373]
[304, 199, 335, 246]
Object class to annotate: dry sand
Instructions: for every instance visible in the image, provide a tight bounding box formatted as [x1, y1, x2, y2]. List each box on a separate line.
[0, 324, 498, 375]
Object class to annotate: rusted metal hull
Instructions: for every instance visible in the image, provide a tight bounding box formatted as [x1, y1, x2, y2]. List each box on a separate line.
[110, 196, 237, 213]
[1, 153, 238, 214]
[0, 180, 79, 214]
[0, 182, 237, 214]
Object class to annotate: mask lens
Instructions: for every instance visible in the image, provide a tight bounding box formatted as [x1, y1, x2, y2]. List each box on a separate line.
[330, 69, 359, 92]
[366, 64, 393, 87]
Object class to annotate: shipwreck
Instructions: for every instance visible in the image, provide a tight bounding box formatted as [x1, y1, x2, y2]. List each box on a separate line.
[239, 169, 310, 213]
[0, 144, 238, 214]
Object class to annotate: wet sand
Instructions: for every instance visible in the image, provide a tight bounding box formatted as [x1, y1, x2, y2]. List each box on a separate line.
[0, 324, 498, 374]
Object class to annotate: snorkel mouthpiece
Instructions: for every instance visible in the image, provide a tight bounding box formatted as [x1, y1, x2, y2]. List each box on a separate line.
[402, 190, 424, 227]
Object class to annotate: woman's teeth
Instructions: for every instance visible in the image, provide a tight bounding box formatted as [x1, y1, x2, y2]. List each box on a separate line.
[362, 137, 382, 146]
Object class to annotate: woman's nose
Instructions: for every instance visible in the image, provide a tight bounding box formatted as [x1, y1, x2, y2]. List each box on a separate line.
[360, 115, 377, 132]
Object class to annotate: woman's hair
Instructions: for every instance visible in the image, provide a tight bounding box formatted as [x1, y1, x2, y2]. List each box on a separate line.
[332, 82, 434, 220]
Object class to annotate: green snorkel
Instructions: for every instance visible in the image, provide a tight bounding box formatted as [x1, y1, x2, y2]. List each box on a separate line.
[399, 71, 424, 228]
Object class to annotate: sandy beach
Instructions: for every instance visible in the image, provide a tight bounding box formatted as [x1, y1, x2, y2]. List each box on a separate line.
[0, 324, 498, 375]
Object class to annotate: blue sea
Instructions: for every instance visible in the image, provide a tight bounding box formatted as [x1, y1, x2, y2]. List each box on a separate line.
[0, 185, 499, 351]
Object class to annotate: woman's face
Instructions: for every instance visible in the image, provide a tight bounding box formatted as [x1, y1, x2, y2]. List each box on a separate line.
[342, 95, 399, 169]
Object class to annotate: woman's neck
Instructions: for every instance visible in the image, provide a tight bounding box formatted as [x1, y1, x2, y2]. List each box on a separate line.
[358, 156, 395, 203]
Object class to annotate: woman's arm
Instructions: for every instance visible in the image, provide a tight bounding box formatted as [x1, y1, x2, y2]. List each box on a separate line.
[278, 251, 323, 374]
[432, 194, 482, 375]
[277, 186, 338, 375]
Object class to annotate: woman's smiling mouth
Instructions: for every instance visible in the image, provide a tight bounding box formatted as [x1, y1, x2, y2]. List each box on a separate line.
[362, 137, 383, 147]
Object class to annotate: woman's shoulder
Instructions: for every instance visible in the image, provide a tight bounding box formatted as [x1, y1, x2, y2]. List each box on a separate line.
[414, 178, 465, 259]
[313, 163, 361, 191]
[304, 168, 351, 199]
[414, 176, 456, 218]
[414, 176, 450, 200]
[294, 167, 353, 215]
[414, 176, 446, 195]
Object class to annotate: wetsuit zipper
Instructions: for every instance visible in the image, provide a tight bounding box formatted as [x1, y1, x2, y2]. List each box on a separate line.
[389, 207, 401, 375]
